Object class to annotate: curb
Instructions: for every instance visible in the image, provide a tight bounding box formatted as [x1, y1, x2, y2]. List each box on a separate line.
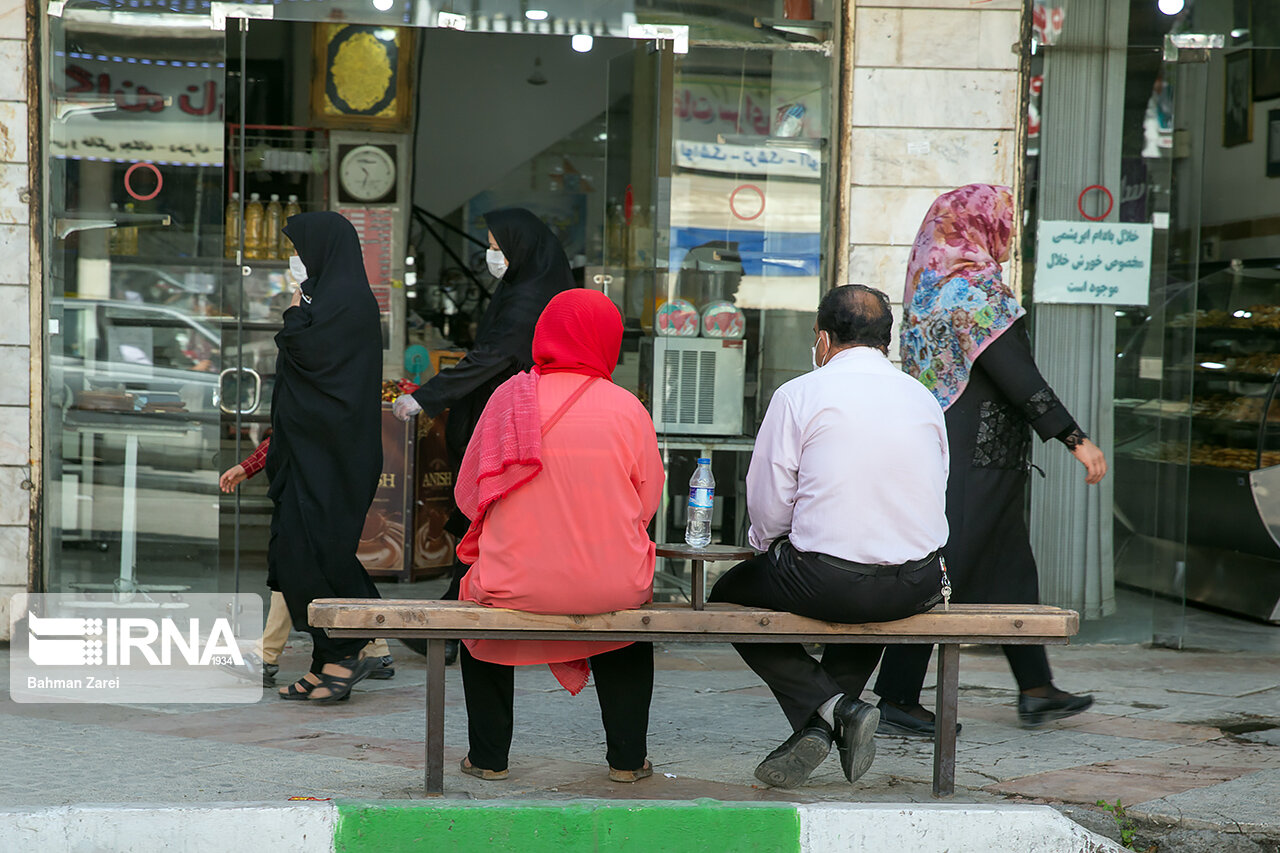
[0, 799, 1126, 852]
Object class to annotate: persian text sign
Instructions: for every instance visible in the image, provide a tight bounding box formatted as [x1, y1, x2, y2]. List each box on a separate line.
[10, 593, 263, 704]
[1034, 221, 1153, 306]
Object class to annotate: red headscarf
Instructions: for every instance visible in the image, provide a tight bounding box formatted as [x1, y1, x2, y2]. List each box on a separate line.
[532, 289, 622, 380]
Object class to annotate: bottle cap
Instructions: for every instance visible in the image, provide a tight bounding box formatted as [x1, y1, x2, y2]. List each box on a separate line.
[231, 191, 240, 200]
[270, 193, 280, 201]
[250, 192, 260, 200]
[288, 194, 298, 202]
[697, 457, 710, 464]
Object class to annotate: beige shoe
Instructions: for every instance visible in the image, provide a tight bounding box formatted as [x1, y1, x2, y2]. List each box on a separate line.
[608, 759, 653, 783]
[460, 757, 509, 781]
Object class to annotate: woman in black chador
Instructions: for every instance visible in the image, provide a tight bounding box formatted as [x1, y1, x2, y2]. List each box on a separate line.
[392, 208, 577, 660]
[876, 184, 1108, 735]
[268, 211, 385, 703]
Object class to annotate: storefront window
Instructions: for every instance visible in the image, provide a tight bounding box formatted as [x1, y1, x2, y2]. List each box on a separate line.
[42, 3, 837, 596]
[1026, 0, 1280, 641]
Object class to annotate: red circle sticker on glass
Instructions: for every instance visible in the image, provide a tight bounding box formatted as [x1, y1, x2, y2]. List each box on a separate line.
[124, 162, 163, 202]
[729, 184, 765, 221]
[1077, 184, 1113, 222]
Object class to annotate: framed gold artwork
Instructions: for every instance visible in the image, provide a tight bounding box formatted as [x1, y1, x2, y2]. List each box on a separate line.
[311, 24, 414, 131]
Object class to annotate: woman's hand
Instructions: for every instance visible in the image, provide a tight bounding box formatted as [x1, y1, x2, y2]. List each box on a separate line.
[393, 393, 422, 421]
[220, 464, 248, 493]
[1071, 438, 1108, 485]
[288, 287, 303, 310]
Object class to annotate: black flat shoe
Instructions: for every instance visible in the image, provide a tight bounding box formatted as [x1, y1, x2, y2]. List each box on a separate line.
[365, 655, 396, 680]
[754, 716, 832, 789]
[398, 638, 459, 665]
[1018, 691, 1093, 728]
[833, 696, 879, 784]
[875, 700, 962, 739]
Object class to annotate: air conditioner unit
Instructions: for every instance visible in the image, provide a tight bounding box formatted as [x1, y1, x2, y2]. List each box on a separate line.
[642, 337, 746, 436]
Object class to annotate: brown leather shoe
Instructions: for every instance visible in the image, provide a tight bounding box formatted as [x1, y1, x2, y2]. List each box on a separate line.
[460, 757, 509, 781]
[608, 759, 653, 783]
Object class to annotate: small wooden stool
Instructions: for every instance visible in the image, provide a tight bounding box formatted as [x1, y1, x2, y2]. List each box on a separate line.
[655, 544, 756, 609]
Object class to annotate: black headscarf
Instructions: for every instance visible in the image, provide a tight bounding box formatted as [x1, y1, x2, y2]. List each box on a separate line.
[266, 211, 383, 620]
[411, 207, 577, 461]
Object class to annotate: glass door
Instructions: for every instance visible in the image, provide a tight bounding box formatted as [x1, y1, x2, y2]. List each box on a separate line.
[44, 6, 234, 595]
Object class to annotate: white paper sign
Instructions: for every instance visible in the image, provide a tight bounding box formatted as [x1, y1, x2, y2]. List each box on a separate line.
[1034, 221, 1153, 305]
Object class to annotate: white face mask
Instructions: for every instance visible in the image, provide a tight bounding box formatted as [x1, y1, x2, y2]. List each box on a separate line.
[486, 248, 509, 280]
[811, 331, 829, 370]
[289, 255, 308, 284]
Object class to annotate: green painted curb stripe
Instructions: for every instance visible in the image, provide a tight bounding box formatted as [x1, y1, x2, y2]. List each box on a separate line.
[334, 799, 801, 853]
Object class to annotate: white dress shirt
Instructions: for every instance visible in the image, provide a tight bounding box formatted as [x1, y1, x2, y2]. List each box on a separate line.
[746, 346, 949, 565]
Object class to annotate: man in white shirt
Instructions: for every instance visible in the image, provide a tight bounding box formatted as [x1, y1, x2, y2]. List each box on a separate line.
[708, 285, 949, 789]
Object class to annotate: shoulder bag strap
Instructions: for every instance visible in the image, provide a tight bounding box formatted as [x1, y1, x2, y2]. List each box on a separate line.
[541, 376, 600, 437]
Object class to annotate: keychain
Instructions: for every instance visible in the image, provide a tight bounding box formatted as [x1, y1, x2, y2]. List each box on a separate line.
[939, 555, 952, 612]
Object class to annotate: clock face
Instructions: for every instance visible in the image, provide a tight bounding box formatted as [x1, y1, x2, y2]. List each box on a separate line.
[339, 144, 397, 202]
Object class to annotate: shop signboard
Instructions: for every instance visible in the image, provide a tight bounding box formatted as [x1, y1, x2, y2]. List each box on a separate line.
[52, 53, 224, 166]
[1033, 220, 1153, 306]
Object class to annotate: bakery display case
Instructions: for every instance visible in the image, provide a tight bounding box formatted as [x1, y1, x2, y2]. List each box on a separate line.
[1114, 262, 1280, 623]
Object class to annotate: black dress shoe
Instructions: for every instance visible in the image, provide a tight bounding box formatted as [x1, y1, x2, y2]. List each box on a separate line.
[1018, 691, 1093, 729]
[832, 696, 879, 784]
[875, 700, 962, 739]
[754, 716, 832, 789]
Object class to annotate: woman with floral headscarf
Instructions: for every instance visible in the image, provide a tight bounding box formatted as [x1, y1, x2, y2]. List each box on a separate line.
[876, 184, 1106, 735]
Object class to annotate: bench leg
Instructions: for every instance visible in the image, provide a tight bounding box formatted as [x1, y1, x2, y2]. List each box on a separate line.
[932, 643, 959, 798]
[425, 639, 446, 796]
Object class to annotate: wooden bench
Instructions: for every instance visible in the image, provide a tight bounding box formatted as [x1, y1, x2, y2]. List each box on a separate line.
[308, 599, 1079, 798]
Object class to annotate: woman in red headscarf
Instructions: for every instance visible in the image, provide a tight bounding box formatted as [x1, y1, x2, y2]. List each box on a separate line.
[452, 288, 664, 784]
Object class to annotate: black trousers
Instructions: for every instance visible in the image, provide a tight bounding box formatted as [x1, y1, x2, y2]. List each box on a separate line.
[459, 641, 653, 773]
[875, 642, 1052, 706]
[708, 540, 943, 731]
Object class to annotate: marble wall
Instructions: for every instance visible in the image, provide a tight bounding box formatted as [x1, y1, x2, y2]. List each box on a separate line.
[0, 0, 28, 639]
[846, 0, 1023, 359]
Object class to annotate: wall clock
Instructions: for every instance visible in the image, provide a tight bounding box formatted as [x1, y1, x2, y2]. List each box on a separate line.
[338, 144, 397, 203]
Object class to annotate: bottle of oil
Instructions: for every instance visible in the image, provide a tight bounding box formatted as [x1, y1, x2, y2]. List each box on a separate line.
[120, 202, 139, 255]
[224, 192, 241, 260]
[265, 193, 284, 260]
[108, 203, 122, 255]
[284, 193, 302, 221]
[244, 192, 264, 260]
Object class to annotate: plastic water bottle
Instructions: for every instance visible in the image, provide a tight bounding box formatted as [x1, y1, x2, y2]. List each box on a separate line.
[685, 458, 715, 548]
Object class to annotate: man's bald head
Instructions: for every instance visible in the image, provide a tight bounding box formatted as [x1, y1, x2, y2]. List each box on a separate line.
[817, 285, 893, 352]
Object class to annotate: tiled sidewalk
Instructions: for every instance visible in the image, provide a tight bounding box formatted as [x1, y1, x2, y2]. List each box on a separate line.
[0, 593, 1276, 847]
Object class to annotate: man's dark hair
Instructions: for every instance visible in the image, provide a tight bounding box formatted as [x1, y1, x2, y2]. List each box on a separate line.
[817, 284, 893, 349]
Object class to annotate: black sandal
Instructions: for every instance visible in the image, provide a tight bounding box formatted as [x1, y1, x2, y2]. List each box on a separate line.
[278, 677, 317, 700]
[307, 656, 381, 704]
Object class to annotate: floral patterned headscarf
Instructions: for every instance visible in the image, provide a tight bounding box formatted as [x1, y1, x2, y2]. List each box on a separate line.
[900, 183, 1025, 410]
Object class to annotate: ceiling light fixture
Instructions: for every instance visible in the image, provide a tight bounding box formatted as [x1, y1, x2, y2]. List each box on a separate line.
[571, 34, 594, 53]
[525, 9, 549, 21]
[1157, 0, 1185, 16]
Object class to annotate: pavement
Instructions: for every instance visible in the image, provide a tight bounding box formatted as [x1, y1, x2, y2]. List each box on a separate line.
[1, 576, 1278, 852]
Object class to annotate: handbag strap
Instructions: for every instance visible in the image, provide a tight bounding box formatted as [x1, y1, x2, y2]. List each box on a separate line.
[541, 376, 600, 437]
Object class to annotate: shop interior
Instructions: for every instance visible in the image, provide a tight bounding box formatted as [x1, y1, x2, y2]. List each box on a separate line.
[44, 9, 834, 600]
[1025, 0, 1280, 638]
